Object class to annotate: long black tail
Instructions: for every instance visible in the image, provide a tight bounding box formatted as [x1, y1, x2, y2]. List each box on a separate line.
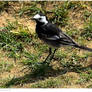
[74, 45, 92, 52]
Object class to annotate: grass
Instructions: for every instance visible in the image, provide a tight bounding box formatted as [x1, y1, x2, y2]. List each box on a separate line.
[18, 2, 69, 27]
[30, 77, 62, 88]
[77, 69, 92, 85]
[0, 2, 8, 12]
[0, 1, 92, 88]
[18, 2, 41, 17]
[0, 20, 33, 61]
[0, 60, 14, 72]
[81, 15, 92, 40]
[47, 2, 69, 27]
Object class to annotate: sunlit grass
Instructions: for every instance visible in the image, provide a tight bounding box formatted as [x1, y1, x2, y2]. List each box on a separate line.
[0, 1, 92, 88]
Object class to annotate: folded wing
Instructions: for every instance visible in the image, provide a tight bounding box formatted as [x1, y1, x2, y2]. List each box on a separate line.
[42, 23, 78, 46]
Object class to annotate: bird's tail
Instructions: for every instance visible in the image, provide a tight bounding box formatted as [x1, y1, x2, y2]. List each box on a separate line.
[74, 45, 92, 52]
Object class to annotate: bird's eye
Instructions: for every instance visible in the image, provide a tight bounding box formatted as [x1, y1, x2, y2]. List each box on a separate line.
[39, 18, 41, 20]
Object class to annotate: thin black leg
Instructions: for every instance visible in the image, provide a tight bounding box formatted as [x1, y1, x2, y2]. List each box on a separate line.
[43, 48, 52, 63]
[50, 49, 57, 61]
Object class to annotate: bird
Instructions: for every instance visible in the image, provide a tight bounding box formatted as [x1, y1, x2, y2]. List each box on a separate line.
[32, 13, 92, 63]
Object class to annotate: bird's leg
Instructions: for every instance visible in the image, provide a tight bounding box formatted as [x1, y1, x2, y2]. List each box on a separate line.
[49, 49, 57, 61]
[43, 48, 52, 63]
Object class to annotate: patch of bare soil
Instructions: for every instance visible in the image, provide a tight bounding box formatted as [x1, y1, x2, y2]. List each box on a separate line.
[0, 11, 35, 34]
[68, 10, 84, 31]
[63, 72, 80, 88]
[18, 18, 36, 34]
[0, 11, 15, 27]
[68, 3, 92, 31]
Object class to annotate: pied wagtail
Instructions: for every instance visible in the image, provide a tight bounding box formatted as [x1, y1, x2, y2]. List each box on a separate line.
[32, 13, 92, 63]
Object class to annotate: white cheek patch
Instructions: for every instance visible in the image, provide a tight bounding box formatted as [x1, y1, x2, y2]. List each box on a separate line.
[41, 16, 48, 24]
[33, 14, 40, 19]
[33, 14, 48, 24]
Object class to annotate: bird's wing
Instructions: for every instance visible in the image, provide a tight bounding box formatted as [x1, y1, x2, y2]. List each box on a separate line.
[41, 23, 77, 46]
[59, 32, 77, 46]
[41, 23, 62, 39]
[46, 35, 60, 40]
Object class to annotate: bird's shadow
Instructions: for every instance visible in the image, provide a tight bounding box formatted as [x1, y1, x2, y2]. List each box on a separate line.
[4, 61, 92, 88]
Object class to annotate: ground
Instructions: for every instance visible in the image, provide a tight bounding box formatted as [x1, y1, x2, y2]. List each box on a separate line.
[0, 1, 92, 88]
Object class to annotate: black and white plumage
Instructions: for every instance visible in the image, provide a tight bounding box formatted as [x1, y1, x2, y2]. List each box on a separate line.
[32, 13, 92, 62]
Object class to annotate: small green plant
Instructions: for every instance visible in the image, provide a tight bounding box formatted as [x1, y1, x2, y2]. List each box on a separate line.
[81, 15, 92, 40]
[84, 10, 91, 20]
[0, 1, 8, 12]
[22, 51, 51, 77]
[66, 29, 80, 39]
[22, 51, 39, 65]
[0, 61, 13, 72]
[49, 2, 69, 27]
[67, 2, 87, 10]
[55, 50, 67, 62]
[77, 69, 92, 84]
[0, 76, 13, 88]
[18, 3, 42, 17]
[31, 78, 61, 88]
[0, 20, 34, 61]
[87, 84, 92, 88]
[0, 30, 24, 61]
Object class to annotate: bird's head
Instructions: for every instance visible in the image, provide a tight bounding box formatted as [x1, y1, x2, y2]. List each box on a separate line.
[32, 13, 48, 25]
